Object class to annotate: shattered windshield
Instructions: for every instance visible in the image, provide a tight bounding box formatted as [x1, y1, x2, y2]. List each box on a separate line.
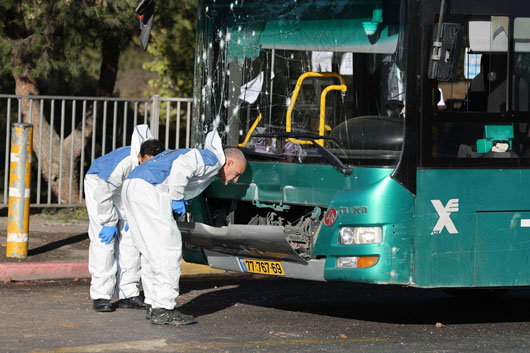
[193, 0, 407, 167]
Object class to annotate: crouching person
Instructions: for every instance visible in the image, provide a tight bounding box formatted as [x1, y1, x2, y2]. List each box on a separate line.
[84, 124, 163, 312]
[122, 130, 246, 325]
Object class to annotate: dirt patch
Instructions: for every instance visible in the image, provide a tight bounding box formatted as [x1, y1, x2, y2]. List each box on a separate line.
[0, 213, 89, 263]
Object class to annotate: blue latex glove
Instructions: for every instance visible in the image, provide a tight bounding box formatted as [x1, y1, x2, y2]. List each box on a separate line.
[124, 222, 129, 232]
[172, 200, 186, 216]
[99, 225, 117, 244]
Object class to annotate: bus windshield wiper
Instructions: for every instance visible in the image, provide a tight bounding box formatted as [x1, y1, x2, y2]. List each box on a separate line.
[253, 132, 353, 176]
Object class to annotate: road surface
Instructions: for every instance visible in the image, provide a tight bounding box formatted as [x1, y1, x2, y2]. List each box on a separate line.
[1, 275, 530, 352]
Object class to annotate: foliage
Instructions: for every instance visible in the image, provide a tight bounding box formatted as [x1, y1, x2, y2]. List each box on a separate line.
[115, 45, 156, 97]
[0, 0, 144, 203]
[0, 0, 198, 98]
[1, 2, 76, 79]
[142, 0, 197, 98]
[0, 0, 138, 95]
[119, 45, 155, 72]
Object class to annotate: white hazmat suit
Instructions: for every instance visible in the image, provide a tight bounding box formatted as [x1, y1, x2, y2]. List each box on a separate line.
[122, 131, 224, 309]
[84, 124, 153, 301]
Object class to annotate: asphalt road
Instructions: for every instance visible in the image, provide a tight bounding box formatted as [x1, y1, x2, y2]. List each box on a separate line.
[2, 275, 530, 353]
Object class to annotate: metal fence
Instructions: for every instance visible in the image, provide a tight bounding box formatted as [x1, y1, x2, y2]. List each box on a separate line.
[0, 94, 193, 208]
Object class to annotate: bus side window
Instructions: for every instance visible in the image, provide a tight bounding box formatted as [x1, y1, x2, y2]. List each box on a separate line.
[437, 17, 509, 113]
[462, 53, 508, 113]
[462, 55, 489, 112]
[433, 16, 513, 159]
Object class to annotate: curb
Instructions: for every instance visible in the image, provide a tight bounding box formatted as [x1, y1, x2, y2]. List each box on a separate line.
[0, 261, 227, 282]
[0, 262, 89, 281]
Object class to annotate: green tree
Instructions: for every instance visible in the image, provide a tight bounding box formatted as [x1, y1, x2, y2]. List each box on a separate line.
[143, 0, 197, 98]
[0, 0, 137, 203]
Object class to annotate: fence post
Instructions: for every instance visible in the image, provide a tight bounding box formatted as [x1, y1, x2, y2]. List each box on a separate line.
[6, 123, 33, 259]
[150, 95, 160, 138]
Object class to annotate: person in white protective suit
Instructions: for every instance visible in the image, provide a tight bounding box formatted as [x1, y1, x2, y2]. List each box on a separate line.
[122, 130, 247, 325]
[84, 124, 164, 312]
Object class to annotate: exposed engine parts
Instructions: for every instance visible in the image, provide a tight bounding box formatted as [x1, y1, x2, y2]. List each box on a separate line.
[181, 199, 324, 262]
[247, 211, 319, 260]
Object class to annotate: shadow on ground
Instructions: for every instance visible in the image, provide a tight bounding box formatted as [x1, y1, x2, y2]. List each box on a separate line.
[178, 276, 530, 326]
[28, 233, 88, 256]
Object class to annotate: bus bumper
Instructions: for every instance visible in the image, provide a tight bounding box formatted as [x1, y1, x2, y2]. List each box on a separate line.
[203, 250, 327, 281]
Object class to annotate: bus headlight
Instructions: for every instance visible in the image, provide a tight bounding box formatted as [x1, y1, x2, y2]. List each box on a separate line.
[339, 227, 382, 244]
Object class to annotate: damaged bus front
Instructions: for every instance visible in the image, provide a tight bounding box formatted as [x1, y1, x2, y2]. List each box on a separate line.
[182, 0, 414, 283]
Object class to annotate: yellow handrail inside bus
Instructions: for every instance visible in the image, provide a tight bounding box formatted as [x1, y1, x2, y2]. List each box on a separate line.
[317, 85, 347, 146]
[286, 72, 347, 146]
[238, 113, 262, 147]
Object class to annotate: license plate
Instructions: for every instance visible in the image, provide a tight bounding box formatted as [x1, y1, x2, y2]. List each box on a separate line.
[239, 258, 285, 276]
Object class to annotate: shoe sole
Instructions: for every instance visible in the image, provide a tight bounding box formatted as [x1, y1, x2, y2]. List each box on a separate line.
[150, 317, 195, 326]
[150, 315, 196, 326]
[118, 304, 146, 310]
[94, 307, 114, 312]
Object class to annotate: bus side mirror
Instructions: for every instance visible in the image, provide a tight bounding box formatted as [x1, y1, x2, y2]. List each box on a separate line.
[428, 23, 464, 81]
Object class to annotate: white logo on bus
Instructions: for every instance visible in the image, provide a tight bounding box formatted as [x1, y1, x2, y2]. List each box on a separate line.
[431, 199, 459, 235]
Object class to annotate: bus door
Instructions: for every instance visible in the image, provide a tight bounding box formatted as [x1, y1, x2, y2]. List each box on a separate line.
[416, 5, 530, 288]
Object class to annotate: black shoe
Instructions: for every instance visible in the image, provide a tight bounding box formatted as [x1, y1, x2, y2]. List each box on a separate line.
[118, 296, 146, 309]
[93, 299, 114, 312]
[145, 304, 152, 320]
[150, 308, 195, 326]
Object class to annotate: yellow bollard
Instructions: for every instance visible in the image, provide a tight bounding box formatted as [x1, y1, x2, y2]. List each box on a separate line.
[6, 123, 33, 259]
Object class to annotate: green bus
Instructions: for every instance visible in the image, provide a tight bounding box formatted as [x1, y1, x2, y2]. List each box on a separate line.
[181, 0, 530, 288]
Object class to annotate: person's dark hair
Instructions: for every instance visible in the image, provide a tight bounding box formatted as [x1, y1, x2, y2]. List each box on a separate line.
[139, 139, 164, 157]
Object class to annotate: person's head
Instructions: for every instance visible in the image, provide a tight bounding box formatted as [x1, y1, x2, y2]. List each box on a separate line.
[138, 139, 164, 164]
[218, 148, 247, 185]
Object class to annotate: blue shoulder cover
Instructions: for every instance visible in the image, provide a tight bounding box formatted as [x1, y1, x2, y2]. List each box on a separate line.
[127, 148, 218, 185]
[86, 146, 131, 182]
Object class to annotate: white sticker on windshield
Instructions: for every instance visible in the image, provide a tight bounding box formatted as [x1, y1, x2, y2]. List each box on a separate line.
[340, 53, 353, 75]
[239, 72, 264, 104]
[311, 51, 333, 72]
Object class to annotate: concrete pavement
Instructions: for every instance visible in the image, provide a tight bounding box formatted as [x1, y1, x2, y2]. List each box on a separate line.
[0, 213, 226, 281]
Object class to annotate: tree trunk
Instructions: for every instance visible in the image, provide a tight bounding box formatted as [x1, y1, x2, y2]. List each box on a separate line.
[14, 71, 93, 204]
[97, 36, 121, 97]
[14, 39, 121, 204]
